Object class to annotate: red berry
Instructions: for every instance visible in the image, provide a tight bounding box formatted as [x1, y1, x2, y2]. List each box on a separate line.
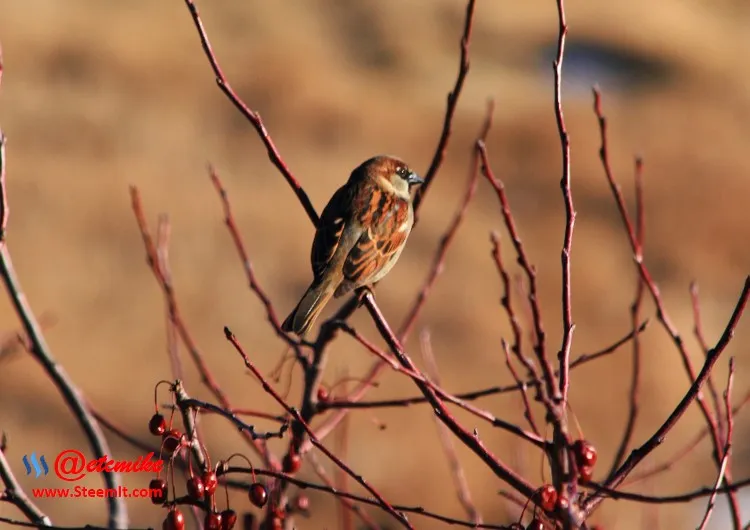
[149, 478, 168, 505]
[249, 482, 268, 507]
[573, 439, 598, 468]
[149, 413, 167, 436]
[162, 429, 183, 455]
[204, 511, 222, 530]
[526, 519, 545, 530]
[163, 508, 185, 530]
[556, 493, 570, 510]
[538, 484, 557, 512]
[220, 509, 237, 530]
[579, 465, 593, 483]
[282, 451, 301, 473]
[187, 476, 205, 500]
[270, 517, 283, 530]
[202, 470, 219, 495]
[316, 387, 329, 402]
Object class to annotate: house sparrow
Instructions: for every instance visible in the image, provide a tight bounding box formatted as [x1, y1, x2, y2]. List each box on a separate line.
[281, 155, 424, 336]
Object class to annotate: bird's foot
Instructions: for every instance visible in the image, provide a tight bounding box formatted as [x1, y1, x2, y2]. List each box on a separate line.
[356, 286, 375, 305]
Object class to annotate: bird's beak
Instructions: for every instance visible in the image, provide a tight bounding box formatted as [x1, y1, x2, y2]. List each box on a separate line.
[407, 171, 425, 186]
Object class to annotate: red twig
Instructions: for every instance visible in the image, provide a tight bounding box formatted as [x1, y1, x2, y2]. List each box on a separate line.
[697, 357, 736, 530]
[582, 475, 750, 504]
[307, 453, 378, 530]
[552, 0, 575, 409]
[398, 100, 494, 341]
[412, 0, 476, 219]
[592, 88, 742, 523]
[336, 321, 546, 447]
[223, 326, 412, 529]
[420, 330, 483, 526]
[490, 230, 545, 430]
[502, 339, 540, 436]
[691, 282, 725, 441]
[156, 215, 185, 380]
[608, 157, 645, 477]
[334, 375, 353, 530]
[209, 167, 302, 351]
[182, 0, 318, 226]
[586, 277, 750, 512]
[477, 143, 556, 404]
[223, 464, 510, 529]
[626, 387, 750, 484]
[130, 187, 274, 467]
[322, 322, 647, 410]
[360, 293, 537, 501]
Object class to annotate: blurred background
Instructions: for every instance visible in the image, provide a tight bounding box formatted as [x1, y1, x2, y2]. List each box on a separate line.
[1, 0, 749, 528]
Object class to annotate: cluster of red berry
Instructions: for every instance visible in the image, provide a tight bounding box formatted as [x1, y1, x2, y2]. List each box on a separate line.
[511, 439, 599, 529]
[146, 411, 269, 530]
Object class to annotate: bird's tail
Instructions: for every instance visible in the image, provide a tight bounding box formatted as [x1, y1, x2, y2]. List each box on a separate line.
[281, 277, 337, 337]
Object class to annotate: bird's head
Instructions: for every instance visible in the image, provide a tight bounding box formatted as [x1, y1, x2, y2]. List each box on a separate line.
[354, 155, 424, 200]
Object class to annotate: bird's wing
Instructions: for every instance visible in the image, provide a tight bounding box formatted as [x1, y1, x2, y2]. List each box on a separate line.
[310, 184, 360, 280]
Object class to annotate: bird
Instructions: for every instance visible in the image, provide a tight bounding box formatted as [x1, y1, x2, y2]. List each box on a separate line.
[281, 155, 424, 336]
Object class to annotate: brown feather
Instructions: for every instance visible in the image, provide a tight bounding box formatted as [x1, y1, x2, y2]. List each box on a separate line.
[280, 274, 339, 336]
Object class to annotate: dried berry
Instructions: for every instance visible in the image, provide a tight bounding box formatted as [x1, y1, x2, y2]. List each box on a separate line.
[149, 413, 167, 436]
[249, 482, 268, 508]
[163, 508, 185, 530]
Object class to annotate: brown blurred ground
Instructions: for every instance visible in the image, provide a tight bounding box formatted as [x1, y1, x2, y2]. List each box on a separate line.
[1, 1, 749, 528]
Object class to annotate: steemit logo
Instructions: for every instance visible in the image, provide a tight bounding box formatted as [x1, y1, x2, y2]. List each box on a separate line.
[22, 452, 49, 478]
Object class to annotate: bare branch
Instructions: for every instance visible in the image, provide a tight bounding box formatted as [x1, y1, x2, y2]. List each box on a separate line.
[0, 134, 127, 529]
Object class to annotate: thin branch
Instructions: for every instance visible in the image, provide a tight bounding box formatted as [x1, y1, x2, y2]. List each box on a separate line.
[130, 187, 275, 467]
[608, 157, 645, 477]
[177, 397, 288, 440]
[491, 231, 544, 421]
[0, 449, 50, 526]
[334, 322, 546, 447]
[182, 0, 318, 225]
[626, 388, 750, 484]
[334, 374, 353, 530]
[322, 322, 648, 410]
[552, 0, 575, 409]
[209, 166, 302, 352]
[412, 0, 477, 219]
[477, 142, 556, 404]
[222, 466, 509, 529]
[586, 277, 750, 512]
[592, 88, 742, 523]
[691, 282, 725, 443]
[399, 99, 494, 341]
[697, 357, 736, 530]
[359, 293, 537, 501]
[0, 133, 127, 529]
[421, 330, 483, 526]
[223, 327, 413, 529]
[307, 452, 378, 530]
[502, 339, 539, 436]
[157, 214, 185, 380]
[582, 475, 750, 504]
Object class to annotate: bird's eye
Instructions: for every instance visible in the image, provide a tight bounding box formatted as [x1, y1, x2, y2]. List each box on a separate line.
[396, 166, 409, 179]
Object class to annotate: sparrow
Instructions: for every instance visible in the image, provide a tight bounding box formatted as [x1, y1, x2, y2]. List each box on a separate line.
[281, 155, 424, 336]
